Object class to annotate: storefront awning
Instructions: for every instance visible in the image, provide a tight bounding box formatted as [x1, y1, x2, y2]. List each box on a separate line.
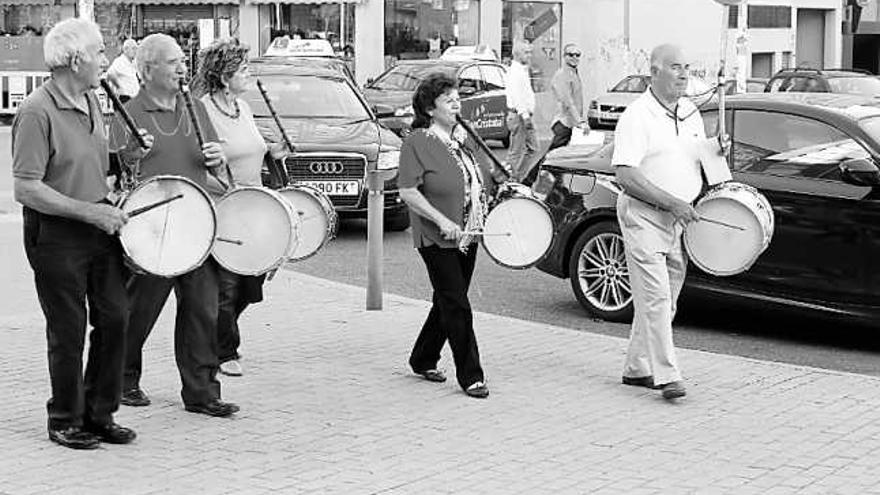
[247, 0, 363, 4]
[0, 0, 75, 5]
[95, 0, 237, 4]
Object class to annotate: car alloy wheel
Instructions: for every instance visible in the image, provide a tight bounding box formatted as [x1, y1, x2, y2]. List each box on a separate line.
[568, 221, 633, 322]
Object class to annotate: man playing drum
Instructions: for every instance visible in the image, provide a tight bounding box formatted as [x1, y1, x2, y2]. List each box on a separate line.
[612, 44, 708, 401]
[114, 33, 240, 417]
[12, 18, 149, 449]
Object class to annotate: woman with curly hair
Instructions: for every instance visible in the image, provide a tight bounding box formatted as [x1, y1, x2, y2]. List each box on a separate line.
[397, 73, 500, 399]
[194, 38, 288, 377]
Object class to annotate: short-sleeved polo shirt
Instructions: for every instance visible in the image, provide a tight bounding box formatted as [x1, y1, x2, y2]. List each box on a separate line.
[611, 90, 705, 203]
[112, 92, 218, 189]
[12, 79, 110, 202]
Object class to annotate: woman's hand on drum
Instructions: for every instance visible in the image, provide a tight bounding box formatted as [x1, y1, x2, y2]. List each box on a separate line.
[202, 142, 227, 168]
[437, 216, 462, 241]
[87, 203, 128, 235]
[669, 199, 701, 226]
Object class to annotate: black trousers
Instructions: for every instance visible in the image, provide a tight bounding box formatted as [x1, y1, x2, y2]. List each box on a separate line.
[22, 207, 129, 430]
[217, 267, 265, 363]
[548, 121, 573, 152]
[410, 245, 484, 390]
[123, 260, 221, 407]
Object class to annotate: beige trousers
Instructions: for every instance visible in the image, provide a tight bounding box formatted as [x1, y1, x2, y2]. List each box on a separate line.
[617, 195, 687, 386]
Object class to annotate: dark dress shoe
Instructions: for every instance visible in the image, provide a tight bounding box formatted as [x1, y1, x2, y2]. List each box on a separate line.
[48, 426, 100, 450]
[83, 422, 137, 444]
[465, 382, 489, 399]
[622, 375, 660, 389]
[120, 388, 151, 407]
[185, 399, 240, 417]
[416, 369, 447, 383]
[661, 381, 687, 400]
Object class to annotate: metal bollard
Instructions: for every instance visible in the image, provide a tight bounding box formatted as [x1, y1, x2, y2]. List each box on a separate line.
[366, 169, 384, 310]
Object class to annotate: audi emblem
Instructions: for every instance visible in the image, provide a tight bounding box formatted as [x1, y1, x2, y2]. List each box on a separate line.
[309, 161, 345, 174]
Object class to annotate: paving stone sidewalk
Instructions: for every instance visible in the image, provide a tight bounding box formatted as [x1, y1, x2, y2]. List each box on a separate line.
[2, 264, 880, 494]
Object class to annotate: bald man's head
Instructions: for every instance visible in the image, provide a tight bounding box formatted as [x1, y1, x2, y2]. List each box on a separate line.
[649, 43, 689, 101]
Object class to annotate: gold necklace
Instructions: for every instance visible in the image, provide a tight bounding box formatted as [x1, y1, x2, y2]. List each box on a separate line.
[148, 109, 189, 137]
[210, 92, 240, 119]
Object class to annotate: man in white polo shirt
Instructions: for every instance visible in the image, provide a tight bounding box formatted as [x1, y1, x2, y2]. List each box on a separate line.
[107, 39, 139, 102]
[612, 44, 706, 401]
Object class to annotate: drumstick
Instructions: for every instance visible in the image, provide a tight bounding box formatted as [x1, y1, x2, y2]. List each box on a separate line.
[256, 79, 296, 154]
[216, 237, 244, 246]
[127, 194, 184, 218]
[100, 78, 147, 149]
[455, 114, 511, 182]
[178, 79, 231, 191]
[463, 230, 512, 237]
[699, 215, 746, 231]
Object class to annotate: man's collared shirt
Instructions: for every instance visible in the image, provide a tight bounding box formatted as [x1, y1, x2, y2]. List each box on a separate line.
[550, 64, 583, 128]
[505, 60, 535, 117]
[107, 55, 139, 98]
[611, 89, 705, 203]
[12, 78, 110, 202]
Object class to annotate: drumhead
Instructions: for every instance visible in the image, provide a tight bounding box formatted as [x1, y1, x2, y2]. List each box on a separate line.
[213, 187, 298, 275]
[277, 186, 337, 261]
[119, 176, 216, 277]
[482, 196, 554, 269]
[685, 197, 765, 276]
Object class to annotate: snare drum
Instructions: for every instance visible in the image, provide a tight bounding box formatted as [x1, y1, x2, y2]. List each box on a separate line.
[213, 186, 300, 276]
[118, 175, 216, 277]
[481, 182, 555, 269]
[684, 182, 774, 276]
[277, 184, 338, 261]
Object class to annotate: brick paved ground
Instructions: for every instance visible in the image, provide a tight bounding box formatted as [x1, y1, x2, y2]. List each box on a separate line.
[3, 224, 880, 494]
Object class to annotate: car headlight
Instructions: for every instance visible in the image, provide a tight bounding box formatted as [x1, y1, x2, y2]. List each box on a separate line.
[394, 105, 413, 117]
[377, 148, 400, 170]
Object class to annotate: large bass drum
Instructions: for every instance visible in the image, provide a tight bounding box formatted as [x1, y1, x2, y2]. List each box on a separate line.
[213, 186, 300, 275]
[277, 184, 338, 261]
[684, 182, 774, 276]
[481, 182, 554, 269]
[118, 175, 216, 277]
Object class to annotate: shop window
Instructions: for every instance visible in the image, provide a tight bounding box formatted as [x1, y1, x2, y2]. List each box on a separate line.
[384, 0, 481, 64]
[747, 6, 792, 29]
[268, 3, 355, 56]
[502, 2, 561, 93]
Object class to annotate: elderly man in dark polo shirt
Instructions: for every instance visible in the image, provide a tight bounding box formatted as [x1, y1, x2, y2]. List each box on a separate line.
[12, 18, 150, 449]
[114, 33, 239, 418]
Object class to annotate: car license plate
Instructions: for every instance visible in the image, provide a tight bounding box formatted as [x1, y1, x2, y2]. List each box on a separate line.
[300, 180, 361, 196]
[601, 111, 618, 120]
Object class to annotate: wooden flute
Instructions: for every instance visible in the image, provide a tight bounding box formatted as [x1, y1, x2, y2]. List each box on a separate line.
[178, 79, 230, 191]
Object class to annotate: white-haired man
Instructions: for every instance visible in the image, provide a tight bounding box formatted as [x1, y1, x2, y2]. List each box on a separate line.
[613, 44, 707, 401]
[504, 40, 537, 181]
[107, 38, 139, 102]
[114, 33, 239, 418]
[12, 18, 151, 449]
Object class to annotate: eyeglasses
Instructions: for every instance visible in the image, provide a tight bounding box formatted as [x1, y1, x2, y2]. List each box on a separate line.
[565, 52, 582, 57]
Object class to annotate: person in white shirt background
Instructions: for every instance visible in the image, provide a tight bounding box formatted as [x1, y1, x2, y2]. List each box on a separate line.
[504, 40, 537, 182]
[106, 38, 139, 102]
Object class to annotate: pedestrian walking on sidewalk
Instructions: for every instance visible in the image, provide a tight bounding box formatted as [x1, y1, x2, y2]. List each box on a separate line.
[12, 18, 146, 449]
[114, 33, 240, 418]
[504, 40, 537, 182]
[398, 73, 498, 399]
[548, 43, 586, 152]
[194, 37, 290, 377]
[613, 44, 709, 400]
[106, 38, 139, 103]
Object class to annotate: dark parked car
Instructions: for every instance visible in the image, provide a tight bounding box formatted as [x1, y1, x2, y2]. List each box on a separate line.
[764, 68, 880, 96]
[362, 59, 510, 145]
[245, 57, 409, 230]
[535, 93, 880, 322]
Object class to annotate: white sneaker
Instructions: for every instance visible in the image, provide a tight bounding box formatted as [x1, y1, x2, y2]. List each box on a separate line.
[219, 360, 243, 376]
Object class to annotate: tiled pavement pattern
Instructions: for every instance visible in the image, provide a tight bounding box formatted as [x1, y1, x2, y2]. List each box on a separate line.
[3, 253, 880, 493]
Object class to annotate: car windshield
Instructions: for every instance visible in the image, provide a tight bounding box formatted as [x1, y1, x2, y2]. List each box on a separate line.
[369, 64, 453, 91]
[827, 77, 880, 95]
[242, 74, 370, 120]
[611, 77, 648, 93]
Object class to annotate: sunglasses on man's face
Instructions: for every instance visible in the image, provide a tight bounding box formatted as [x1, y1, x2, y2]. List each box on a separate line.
[565, 52, 582, 57]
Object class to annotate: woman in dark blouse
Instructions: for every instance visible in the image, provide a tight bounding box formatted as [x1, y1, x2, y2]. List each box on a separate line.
[398, 73, 498, 399]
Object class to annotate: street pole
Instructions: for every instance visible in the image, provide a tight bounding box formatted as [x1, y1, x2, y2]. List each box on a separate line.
[365, 170, 384, 310]
[78, 0, 94, 21]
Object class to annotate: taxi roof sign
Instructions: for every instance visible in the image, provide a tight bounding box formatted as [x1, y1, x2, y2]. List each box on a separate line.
[265, 37, 335, 57]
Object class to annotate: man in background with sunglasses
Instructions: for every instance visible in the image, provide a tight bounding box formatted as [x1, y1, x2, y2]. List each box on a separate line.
[548, 43, 587, 152]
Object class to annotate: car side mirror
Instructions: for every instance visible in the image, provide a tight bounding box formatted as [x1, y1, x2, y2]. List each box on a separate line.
[839, 158, 880, 187]
[372, 103, 395, 118]
[459, 86, 477, 97]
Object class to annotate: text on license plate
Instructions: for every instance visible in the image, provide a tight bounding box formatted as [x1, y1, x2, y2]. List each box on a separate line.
[300, 180, 361, 196]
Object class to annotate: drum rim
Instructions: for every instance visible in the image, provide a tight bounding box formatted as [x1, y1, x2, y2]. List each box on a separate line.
[278, 185, 339, 261]
[213, 186, 299, 276]
[118, 175, 217, 278]
[481, 195, 555, 270]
